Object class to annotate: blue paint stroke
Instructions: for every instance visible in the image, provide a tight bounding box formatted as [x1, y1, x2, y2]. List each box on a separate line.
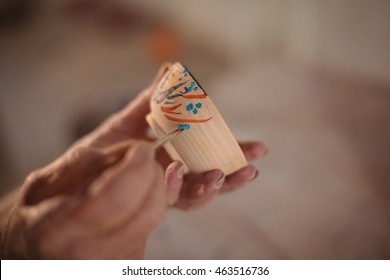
[178, 124, 190, 131]
[186, 103, 194, 111]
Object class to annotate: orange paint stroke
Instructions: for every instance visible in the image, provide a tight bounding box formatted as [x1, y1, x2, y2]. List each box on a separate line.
[164, 114, 212, 123]
[161, 104, 182, 115]
[182, 94, 207, 99]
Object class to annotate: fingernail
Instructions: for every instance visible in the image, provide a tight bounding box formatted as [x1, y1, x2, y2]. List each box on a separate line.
[250, 169, 259, 182]
[263, 146, 269, 155]
[177, 164, 184, 180]
[215, 173, 225, 189]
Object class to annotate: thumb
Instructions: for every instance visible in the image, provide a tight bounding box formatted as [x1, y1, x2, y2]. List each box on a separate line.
[165, 161, 184, 205]
[72, 142, 166, 232]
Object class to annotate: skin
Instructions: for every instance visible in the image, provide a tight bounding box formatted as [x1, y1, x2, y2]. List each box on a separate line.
[0, 65, 267, 259]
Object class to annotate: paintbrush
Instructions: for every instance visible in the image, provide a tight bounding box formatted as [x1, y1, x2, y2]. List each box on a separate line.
[103, 124, 190, 165]
[102, 124, 191, 169]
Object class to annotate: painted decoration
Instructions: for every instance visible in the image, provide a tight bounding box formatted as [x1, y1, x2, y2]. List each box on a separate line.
[153, 66, 212, 123]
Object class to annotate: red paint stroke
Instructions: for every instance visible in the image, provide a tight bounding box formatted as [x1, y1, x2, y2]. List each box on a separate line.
[161, 104, 182, 115]
[164, 114, 212, 123]
[182, 94, 207, 99]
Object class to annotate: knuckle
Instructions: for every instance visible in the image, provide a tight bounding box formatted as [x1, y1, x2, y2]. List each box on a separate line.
[24, 170, 46, 189]
[69, 147, 91, 161]
[22, 168, 55, 205]
[67, 146, 102, 165]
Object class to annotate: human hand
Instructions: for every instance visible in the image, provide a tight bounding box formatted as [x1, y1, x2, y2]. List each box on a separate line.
[71, 64, 268, 210]
[1, 141, 167, 259]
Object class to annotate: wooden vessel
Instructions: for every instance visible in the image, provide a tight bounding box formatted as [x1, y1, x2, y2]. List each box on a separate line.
[146, 62, 247, 175]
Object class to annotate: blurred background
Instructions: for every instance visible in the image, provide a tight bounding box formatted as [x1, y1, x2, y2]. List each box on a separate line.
[0, 0, 389, 259]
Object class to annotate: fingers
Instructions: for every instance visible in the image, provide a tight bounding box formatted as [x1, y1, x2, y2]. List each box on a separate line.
[167, 141, 266, 211]
[72, 64, 170, 149]
[172, 164, 260, 211]
[208, 142, 264, 195]
[37, 143, 157, 233]
[174, 169, 224, 211]
[239, 141, 268, 161]
[165, 161, 184, 205]
[78, 142, 160, 231]
[219, 165, 258, 193]
[22, 140, 139, 206]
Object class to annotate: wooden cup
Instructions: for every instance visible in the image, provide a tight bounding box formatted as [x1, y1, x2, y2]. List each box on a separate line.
[146, 62, 247, 175]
